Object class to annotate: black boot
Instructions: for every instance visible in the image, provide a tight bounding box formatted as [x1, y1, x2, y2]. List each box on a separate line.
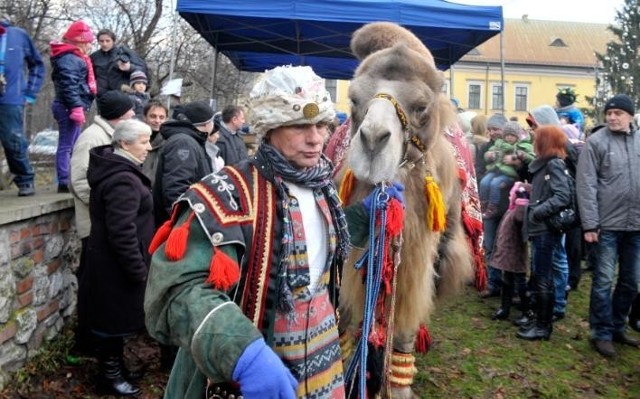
[96, 337, 140, 396]
[513, 279, 535, 327]
[160, 344, 179, 372]
[492, 273, 514, 320]
[629, 296, 640, 332]
[517, 280, 554, 341]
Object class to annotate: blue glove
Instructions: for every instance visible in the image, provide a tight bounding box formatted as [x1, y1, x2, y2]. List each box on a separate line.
[362, 182, 405, 213]
[24, 95, 36, 105]
[233, 338, 297, 399]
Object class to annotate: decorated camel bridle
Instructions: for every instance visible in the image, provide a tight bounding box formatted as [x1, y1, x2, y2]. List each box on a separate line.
[373, 93, 428, 170]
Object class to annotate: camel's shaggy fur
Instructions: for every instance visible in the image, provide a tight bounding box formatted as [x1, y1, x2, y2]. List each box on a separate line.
[338, 22, 474, 397]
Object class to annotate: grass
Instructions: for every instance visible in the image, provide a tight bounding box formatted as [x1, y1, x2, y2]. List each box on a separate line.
[2, 273, 639, 398]
[415, 272, 640, 398]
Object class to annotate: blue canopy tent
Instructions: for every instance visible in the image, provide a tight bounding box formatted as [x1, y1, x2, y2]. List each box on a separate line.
[176, 0, 503, 80]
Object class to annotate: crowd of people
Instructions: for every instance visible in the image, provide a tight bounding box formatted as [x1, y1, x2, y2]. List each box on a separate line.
[3, 16, 640, 399]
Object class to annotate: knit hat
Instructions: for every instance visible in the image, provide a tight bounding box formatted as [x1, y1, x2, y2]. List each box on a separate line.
[502, 121, 523, 139]
[63, 20, 94, 43]
[604, 94, 635, 116]
[249, 65, 335, 138]
[457, 111, 477, 134]
[486, 113, 507, 130]
[556, 88, 577, 108]
[527, 105, 561, 128]
[130, 70, 148, 86]
[97, 90, 134, 120]
[175, 101, 215, 126]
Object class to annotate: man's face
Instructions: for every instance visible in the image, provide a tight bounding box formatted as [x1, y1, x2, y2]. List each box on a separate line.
[144, 106, 167, 131]
[230, 111, 246, 131]
[98, 34, 114, 52]
[267, 123, 328, 169]
[606, 109, 633, 133]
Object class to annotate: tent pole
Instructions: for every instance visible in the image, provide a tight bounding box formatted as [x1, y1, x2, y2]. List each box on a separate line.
[210, 48, 219, 106]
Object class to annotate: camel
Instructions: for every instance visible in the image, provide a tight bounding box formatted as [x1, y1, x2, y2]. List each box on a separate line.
[337, 22, 475, 398]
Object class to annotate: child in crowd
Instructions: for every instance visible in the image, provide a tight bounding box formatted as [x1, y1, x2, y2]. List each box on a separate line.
[490, 181, 531, 320]
[125, 70, 150, 119]
[479, 121, 534, 219]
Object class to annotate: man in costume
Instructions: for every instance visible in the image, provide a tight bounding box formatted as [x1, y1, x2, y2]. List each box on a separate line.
[144, 65, 402, 399]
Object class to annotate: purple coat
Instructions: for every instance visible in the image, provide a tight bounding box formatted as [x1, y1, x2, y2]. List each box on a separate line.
[491, 204, 529, 274]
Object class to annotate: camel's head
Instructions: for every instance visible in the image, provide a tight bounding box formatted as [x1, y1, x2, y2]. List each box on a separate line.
[347, 22, 455, 184]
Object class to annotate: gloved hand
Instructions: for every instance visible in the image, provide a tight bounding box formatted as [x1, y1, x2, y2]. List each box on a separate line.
[362, 182, 405, 213]
[69, 107, 85, 126]
[24, 90, 36, 105]
[232, 338, 297, 399]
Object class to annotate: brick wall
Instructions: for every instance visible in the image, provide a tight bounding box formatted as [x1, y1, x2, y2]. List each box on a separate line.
[0, 198, 79, 389]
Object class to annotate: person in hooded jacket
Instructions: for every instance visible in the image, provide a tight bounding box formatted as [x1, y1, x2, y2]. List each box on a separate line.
[82, 119, 153, 396]
[152, 100, 214, 226]
[50, 20, 97, 193]
[516, 125, 572, 341]
[555, 88, 585, 133]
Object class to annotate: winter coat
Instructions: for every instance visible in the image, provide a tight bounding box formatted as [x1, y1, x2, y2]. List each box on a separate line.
[485, 139, 535, 178]
[577, 126, 640, 231]
[217, 122, 249, 166]
[83, 144, 153, 335]
[90, 45, 148, 96]
[122, 86, 149, 120]
[0, 21, 44, 105]
[70, 115, 115, 238]
[153, 120, 212, 225]
[141, 130, 165, 188]
[526, 157, 572, 237]
[491, 203, 528, 273]
[50, 43, 94, 110]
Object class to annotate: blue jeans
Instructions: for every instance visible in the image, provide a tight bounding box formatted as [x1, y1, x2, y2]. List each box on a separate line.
[0, 104, 34, 186]
[479, 171, 514, 205]
[589, 230, 640, 341]
[531, 232, 561, 291]
[553, 236, 569, 315]
[52, 100, 82, 185]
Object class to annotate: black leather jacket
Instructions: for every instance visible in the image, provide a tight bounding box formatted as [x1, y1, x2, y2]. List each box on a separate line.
[526, 156, 572, 236]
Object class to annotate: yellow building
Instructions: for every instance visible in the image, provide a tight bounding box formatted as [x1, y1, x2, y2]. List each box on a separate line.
[331, 17, 614, 126]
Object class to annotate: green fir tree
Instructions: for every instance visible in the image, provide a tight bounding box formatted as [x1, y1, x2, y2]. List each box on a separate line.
[586, 0, 640, 124]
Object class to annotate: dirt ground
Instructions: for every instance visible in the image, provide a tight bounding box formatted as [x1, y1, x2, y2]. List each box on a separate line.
[0, 332, 170, 399]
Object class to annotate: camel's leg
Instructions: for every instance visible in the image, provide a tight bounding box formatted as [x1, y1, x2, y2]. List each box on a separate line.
[386, 331, 419, 399]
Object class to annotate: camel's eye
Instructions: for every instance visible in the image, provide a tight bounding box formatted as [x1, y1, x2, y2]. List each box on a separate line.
[413, 104, 427, 114]
[349, 97, 359, 108]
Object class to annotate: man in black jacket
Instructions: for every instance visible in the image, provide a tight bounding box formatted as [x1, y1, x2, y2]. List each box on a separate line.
[153, 101, 214, 226]
[217, 104, 249, 166]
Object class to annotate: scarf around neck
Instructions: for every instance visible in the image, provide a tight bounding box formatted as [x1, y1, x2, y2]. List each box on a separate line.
[254, 143, 350, 311]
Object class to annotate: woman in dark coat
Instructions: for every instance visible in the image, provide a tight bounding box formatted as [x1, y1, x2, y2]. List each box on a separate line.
[83, 119, 153, 396]
[517, 125, 571, 341]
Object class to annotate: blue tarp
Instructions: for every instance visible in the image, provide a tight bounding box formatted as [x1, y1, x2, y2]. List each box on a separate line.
[177, 0, 503, 79]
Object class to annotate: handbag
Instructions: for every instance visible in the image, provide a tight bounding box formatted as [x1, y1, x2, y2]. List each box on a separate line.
[546, 163, 580, 233]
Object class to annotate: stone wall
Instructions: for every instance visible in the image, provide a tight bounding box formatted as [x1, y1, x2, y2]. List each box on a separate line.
[0, 194, 79, 389]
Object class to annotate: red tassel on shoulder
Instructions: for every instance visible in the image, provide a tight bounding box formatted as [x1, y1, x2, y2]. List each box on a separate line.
[148, 219, 172, 255]
[165, 212, 196, 261]
[414, 324, 432, 354]
[206, 248, 241, 291]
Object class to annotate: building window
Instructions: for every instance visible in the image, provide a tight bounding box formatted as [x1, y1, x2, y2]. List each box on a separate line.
[325, 79, 337, 102]
[491, 84, 503, 111]
[468, 83, 482, 110]
[514, 85, 529, 112]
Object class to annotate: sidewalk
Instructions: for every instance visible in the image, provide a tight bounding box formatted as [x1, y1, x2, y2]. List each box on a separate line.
[0, 183, 74, 225]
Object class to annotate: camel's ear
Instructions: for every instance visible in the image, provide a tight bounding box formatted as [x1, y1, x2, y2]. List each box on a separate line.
[351, 22, 435, 68]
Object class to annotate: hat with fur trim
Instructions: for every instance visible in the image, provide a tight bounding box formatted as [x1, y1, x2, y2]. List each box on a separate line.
[63, 20, 94, 43]
[249, 65, 335, 138]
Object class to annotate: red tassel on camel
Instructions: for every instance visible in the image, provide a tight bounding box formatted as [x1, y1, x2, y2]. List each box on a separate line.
[148, 219, 172, 255]
[206, 248, 241, 291]
[414, 324, 432, 354]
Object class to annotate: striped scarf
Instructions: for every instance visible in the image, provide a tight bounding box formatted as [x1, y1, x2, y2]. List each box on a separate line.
[254, 143, 350, 311]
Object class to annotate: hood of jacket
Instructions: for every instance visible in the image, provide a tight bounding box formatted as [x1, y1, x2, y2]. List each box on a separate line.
[50, 41, 81, 58]
[87, 144, 150, 188]
[160, 120, 208, 145]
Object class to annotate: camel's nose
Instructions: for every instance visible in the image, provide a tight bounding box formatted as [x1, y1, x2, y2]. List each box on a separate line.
[359, 126, 391, 152]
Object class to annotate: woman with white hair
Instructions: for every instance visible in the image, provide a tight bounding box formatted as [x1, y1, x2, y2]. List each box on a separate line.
[81, 118, 153, 396]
